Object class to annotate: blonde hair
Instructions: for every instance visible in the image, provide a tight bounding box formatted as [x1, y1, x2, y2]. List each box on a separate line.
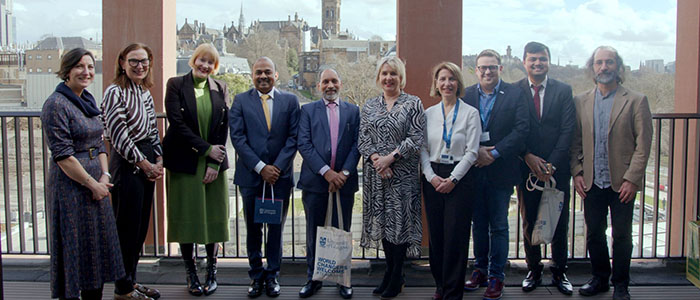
[429, 61, 464, 98]
[189, 43, 220, 75]
[375, 56, 407, 90]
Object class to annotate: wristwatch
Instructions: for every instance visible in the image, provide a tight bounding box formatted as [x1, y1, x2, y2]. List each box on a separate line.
[393, 152, 401, 160]
[451, 177, 459, 184]
[342, 170, 350, 176]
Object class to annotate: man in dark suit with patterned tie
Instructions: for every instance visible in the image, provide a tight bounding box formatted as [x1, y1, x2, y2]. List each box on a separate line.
[296, 69, 360, 299]
[516, 42, 575, 295]
[229, 57, 300, 298]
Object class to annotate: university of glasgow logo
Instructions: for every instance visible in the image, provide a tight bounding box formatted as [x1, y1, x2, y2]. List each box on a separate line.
[319, 237, 327, 247]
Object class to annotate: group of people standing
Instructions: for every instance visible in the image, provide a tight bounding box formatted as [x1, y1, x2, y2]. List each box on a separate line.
[41, 39, 651, 300]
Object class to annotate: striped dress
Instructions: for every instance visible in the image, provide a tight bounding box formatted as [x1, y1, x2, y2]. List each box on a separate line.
[358, 92, 426, 257]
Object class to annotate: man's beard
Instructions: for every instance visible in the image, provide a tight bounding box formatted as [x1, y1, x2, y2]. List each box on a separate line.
[323, 90, 339, 101]
[595, 71, 617, 84]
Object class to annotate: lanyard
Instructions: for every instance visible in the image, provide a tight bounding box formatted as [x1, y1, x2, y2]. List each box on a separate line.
[479, 92, 497, 130]
[441, 100, 459, 150]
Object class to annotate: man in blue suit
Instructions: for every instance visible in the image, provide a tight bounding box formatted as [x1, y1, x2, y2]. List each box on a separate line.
[462, 49, 529, 300]
[297, 69, 360, 299]
[229, 57, 300, 298]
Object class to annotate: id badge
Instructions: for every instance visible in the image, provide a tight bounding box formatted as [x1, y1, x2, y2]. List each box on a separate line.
[480, 131, 490, 143]
[440, 153, 454, 164]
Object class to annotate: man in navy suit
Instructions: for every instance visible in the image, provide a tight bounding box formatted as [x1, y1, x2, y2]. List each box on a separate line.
[296, 69, 359, 299]
[462, 49, 529, 300]
[229, 57, 300, 298]
[516, 42, 575, 295]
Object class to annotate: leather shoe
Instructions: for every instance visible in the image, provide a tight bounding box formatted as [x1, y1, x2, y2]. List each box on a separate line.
[265, 277, 281, 297]
[552, 272, 573, 295]
[299, 280, 322, 298]
[338, 284, 353, 299]
[613, 285, 631, 300]
[521, 270, 542, 292]
[247, 279, 264, 298]
[464, 269, 488, 291]
[113, 290, 153, 300]
[483, 277, 504, 300]
[579, 277, 610, 296]
[133, 283, 160, 299]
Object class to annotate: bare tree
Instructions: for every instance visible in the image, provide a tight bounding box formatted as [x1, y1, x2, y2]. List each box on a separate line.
[231, 30, 292, 87]
[324, 54, 379, 108]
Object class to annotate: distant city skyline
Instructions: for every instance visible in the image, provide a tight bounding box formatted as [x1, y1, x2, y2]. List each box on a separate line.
[12, 0, 676, 69]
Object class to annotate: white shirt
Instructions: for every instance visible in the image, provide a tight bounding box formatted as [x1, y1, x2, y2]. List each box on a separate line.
[528, 76, 548, 117]
[420, 99, 481, 181]
[254, 87, 278, 174]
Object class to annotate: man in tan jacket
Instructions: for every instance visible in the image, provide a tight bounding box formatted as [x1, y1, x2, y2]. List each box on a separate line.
[570, 46, 652, 300]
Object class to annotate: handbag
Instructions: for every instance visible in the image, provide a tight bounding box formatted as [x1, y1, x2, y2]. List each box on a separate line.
[311, 192, 353, 287]
[253, 182, 283, 224]
[526, 174, 565, 245]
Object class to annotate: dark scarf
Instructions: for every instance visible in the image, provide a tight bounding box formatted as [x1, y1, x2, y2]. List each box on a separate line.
[55, 82, 101, 117]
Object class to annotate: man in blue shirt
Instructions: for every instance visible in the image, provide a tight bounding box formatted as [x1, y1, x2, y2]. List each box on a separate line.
[462, 49, 529, 300]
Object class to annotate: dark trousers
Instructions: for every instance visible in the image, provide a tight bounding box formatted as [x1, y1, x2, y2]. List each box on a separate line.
[60, 285, 103, 300]
[422, 163, 473, 300]
[517, 178, 570, 272]
[240, 183, 291, 280]
[110, 141, 156, 295]
[302, 190, 354, 282]
[584, 185, 635, 286]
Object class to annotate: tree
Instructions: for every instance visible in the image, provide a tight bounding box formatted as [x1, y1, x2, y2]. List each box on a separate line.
[232, 29, 291, 86]
[287, 48, 299, 75]
[324, 54, 379, 108]
[211, 73, 252, 104]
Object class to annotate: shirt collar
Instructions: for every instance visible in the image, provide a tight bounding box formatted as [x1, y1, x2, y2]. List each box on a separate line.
[595, 87, 618, 100]
[322, 98, 340, 106]
[257, 87, 276, 99]
[477, 79, 502, 97]
[528, 76, 548, 90]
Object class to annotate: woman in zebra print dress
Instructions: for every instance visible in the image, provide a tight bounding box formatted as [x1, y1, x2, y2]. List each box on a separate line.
[358, 56, 425, 299]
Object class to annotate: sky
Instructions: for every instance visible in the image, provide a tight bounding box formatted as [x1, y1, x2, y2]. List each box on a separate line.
[12, 0, 677, 69]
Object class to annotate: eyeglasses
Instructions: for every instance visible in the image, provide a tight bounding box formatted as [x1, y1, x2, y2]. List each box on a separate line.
[127, 58, 150, 67]
[476, 65, 499, 72]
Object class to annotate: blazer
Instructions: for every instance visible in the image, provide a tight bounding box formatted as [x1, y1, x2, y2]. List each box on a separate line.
[570, 85, 652, 192]
[462, 80, 529, 188]
[517, 77, 576, 186]
[162, 71, 229, 174]
[296, 99, 360, 194]
[229, 87, 300, 189]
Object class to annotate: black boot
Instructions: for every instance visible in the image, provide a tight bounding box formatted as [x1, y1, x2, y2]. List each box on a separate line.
[381, 242, 407, 299]
[203, 243, 219, 296]
[373, 239, 394, 295]
[182, 243, 204, 296]
[203, 256, 218, 295]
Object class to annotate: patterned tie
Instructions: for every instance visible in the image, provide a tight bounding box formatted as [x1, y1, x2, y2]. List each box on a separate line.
[328, 101, 339, 169]
[260, 94, 271, 130]
[532, 84, 542, 120]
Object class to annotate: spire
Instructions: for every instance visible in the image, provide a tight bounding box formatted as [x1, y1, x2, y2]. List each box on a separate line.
[238, 1, 245, 33]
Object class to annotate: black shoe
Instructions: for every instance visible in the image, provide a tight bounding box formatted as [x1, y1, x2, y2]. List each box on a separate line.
[338, 284, 353, 299]
[552, 272, 573, 295]
[380, 274, 405, 299]
[613, 285, 631, 300]
[265, 277, 281, 297]
[521, 270, 542, 292]
[247, 279, 264, 298]
[203, 258, 218, 296]
[184, 260, 203, 296]
[373, 270, 392, 295]
[579, 277, 610, 296]
[299, 280, 322, 298]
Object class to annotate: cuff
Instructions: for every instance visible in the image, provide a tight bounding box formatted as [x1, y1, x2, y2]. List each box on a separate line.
[204, 145, 212, 157]
[207, 162, 221, 171]
[254, 161, 266, 174]
[490, 149, 500, 159]
[319, 165, 331, 176]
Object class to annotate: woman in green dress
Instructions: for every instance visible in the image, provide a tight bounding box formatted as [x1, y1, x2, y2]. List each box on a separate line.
[162, 43, 230, 296]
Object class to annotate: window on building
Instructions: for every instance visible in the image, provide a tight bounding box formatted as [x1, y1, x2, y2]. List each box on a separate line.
[28, 69, 32, 73]
[47, 68, 52, 73]
[37, 68, 42, 73]
[27, 55, 32, 60]
[37, 55, 42, 60]
[47, 55, 52, 60]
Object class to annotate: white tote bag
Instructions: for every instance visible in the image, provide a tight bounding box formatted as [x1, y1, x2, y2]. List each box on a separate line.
[311, 192, 352, 286]
[526, 174, 565, 245]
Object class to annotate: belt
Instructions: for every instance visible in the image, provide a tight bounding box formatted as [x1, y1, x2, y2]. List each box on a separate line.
[75, 147, 99, 160]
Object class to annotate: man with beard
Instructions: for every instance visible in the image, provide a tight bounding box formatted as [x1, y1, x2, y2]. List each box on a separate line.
[230, 57, 300, 298]
[296, 68, 360, 299]
[516, 42, 575, 295]
[570, 46, 652, 300]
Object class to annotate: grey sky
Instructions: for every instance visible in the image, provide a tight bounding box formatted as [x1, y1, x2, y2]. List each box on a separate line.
[13, 0, 676, 68]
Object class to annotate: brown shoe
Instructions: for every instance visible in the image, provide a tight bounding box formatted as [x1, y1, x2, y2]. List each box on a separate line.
[113, 290, 154, 300]
[482, 277, 504, 300]
[464, 270, 488, 291]
[133, 283, 160, 299]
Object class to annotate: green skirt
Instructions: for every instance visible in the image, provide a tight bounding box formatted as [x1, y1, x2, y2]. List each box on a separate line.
[166, 156, 229, 244]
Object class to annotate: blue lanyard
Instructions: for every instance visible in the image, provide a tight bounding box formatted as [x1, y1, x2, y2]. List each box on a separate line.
[441, 100, 459, 150]
[479, 92, 497, 130]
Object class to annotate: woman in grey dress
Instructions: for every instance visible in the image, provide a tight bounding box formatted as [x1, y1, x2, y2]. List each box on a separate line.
[358, 56, 425, 299]
[41, 48, 125, 300]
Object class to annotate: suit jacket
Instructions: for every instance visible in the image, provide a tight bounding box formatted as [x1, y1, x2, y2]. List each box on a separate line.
[229, 87, 300, 189]
[162, 71, 229, 174]
[517, 77, 576, 187]
[296, 99, 360, 194]
[462, 80, 529, 188]
[569, 85, 653, 192]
